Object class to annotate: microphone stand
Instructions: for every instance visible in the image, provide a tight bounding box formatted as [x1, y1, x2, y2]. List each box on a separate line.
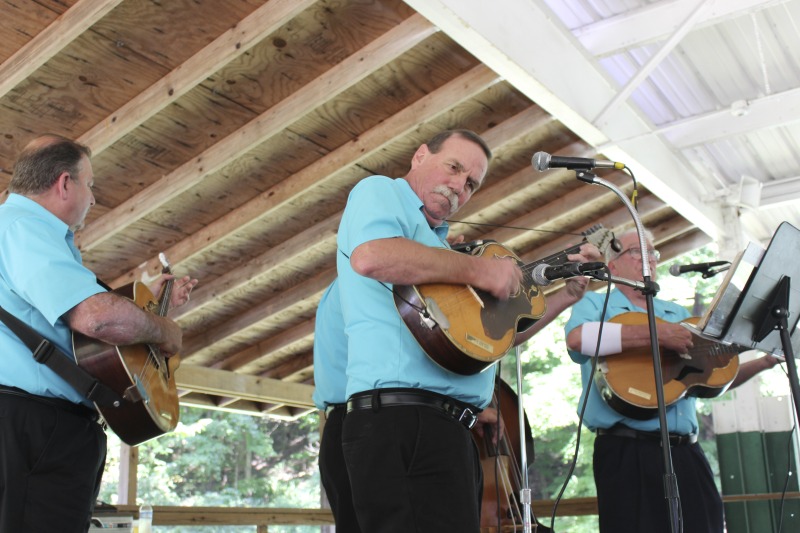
[515, 343, 533, 533]
[576, 170, 682, 533]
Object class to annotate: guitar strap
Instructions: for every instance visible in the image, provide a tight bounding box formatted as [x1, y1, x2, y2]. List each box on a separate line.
[0, 304, 125, 408]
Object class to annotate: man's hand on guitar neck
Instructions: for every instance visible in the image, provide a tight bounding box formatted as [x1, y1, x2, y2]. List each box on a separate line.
[655, 322, 694, 353]
[150, 274, 199, 310]
[563, 242, 603, 301]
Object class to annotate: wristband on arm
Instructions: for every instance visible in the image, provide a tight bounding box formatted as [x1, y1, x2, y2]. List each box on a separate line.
[580, 321, 622, 356]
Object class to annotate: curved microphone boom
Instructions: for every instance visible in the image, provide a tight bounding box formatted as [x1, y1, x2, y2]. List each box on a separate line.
[668, 261, 730, 276]
[531, 261, 606, 286]
[532, 151, 625, 172]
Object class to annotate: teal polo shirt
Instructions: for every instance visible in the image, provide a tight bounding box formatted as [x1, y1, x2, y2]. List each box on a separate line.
[0, 194, 105, 404]
[337, 176, 495, 408]
[312, 279, 347, 409]
[565, 288, 698, 434]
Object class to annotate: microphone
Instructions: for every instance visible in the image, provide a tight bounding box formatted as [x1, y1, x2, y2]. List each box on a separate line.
[668, 261, 730, 276]
[532, 151, 625, 172]
[531, 262, 606, 286]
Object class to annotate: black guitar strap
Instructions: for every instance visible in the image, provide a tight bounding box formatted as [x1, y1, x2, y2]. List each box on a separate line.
[0, 304, 125, 408]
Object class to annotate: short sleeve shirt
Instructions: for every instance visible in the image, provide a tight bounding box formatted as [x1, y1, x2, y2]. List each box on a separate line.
[336, 176, 495, 408]
[0, 194, 106, 403]
[564, 288, 698, 434]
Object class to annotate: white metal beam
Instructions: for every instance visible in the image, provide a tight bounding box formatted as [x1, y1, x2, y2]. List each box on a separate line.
[760, 176, 800, 207]
[651, 87, 800, 148]
[574, 0, 788, 57]
[404, 0, 726, 240]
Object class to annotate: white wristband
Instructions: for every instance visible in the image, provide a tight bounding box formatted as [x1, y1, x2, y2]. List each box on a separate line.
[580, 321, 622, 356]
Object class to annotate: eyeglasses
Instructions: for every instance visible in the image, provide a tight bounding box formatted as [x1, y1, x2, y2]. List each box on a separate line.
[615, 247, 660, 261]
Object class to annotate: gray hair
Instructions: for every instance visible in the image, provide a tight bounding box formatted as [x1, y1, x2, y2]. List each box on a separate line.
[9, 135, 92, 195]
[607, 228, 655, 262]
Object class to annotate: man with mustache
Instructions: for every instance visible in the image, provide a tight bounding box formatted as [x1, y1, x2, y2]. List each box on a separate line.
[319, 129, 599, 532]
[0, 134, 197, 532]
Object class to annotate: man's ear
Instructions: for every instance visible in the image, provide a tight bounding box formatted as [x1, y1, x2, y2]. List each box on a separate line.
[410, 143, 429, 168]
[55, 172, 71, 200]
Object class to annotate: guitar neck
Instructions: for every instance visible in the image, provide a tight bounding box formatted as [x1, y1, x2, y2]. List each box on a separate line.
[520, 241, 585, 272]
[158, 283, 172, 316]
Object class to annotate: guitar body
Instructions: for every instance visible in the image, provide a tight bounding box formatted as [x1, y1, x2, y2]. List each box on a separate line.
[594, 312, 741, 420]
[73, 281, 180, 446]
[394, 243, 546, 375]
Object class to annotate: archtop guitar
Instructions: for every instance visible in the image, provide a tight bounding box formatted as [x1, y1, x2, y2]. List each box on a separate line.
[394, 226, 614, 375]
[72, 254, 180, 446]
[594, 312, 743, 420]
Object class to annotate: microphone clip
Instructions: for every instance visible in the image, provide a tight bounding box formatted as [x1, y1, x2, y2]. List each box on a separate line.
[575, 169, 597, 184]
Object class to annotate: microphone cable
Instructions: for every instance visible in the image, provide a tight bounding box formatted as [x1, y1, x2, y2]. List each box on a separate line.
[548, 264, 613, 531]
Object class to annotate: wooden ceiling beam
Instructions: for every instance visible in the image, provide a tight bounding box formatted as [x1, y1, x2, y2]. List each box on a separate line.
[182, 268, 335, 357]
[173, 214, 340, 319]
[80, 13, 438, 251]
[110, 63, 499, 288]
[175, 365, 314, 408]
[216, 319, 316, 372]
[79, 0, 316, 154]
[0, 0, 123, 100]
[659, 228, 713, 261]
[260, 351, 314, 381]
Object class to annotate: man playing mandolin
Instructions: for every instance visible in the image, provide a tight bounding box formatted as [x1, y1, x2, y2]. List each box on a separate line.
[322, 129, 601, 532]
[564, 228, 780, 533]
[0, 134, 197, 532]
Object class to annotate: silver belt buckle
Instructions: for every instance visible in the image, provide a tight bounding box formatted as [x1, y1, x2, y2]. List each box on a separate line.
[458, 407, 477, 429]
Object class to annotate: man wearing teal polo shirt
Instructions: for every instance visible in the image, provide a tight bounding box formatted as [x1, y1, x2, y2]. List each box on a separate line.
[336, 129, 510, 532]
[0, 135, 197, 532]
[324, 129, 599, 532]
[565, 229, 780, 533]
[312, 279, 360, 531]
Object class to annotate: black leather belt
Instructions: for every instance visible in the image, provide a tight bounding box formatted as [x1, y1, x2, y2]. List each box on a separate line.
[346, 388, 480, 429]
[597, 425, 697, 446]
[0, 384, 100, 422]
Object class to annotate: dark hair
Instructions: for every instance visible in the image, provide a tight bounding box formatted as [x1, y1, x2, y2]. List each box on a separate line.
[426, 129, 492, 162]
[9, 135, 92, 195]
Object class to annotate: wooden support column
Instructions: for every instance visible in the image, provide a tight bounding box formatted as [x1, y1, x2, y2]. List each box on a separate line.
[118, 443, 138, 505]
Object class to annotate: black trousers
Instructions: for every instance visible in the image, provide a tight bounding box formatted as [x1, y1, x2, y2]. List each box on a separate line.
[342, 403, 482, 533]
[593, 433, 724, 533]
[319, 406, 362, 533]
[0, 391, 107, 533]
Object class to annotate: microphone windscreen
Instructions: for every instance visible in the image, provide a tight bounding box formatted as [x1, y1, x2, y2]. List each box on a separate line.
[531, 152, 550, 171]
[668, 264, 682, 276]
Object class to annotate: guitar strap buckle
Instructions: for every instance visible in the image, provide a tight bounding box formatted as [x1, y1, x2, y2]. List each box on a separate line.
[32, 339, 56, 364]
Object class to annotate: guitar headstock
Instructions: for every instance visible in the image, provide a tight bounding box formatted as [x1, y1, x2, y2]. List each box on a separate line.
[582, 224, 621, 257]
[158, 252, 172, 275]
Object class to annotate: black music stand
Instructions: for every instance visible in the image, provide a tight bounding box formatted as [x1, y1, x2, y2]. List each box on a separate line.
[715, 222, 800, 420]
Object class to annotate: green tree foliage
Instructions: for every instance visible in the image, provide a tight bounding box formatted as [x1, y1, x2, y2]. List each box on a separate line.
[100, 407, 322, 532]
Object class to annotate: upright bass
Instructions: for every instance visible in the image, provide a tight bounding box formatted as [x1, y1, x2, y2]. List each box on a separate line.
[476, 377, 552, 532]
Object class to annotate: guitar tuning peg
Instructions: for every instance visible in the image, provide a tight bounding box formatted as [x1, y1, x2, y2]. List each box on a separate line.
[609, 234, 623, 253]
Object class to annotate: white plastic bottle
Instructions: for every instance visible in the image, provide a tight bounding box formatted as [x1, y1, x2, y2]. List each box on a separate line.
[139, 503, 153, 533]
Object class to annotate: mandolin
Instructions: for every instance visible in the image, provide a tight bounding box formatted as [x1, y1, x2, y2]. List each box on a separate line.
[594, 312, 743, 420]
[394, 226, 614, 375]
